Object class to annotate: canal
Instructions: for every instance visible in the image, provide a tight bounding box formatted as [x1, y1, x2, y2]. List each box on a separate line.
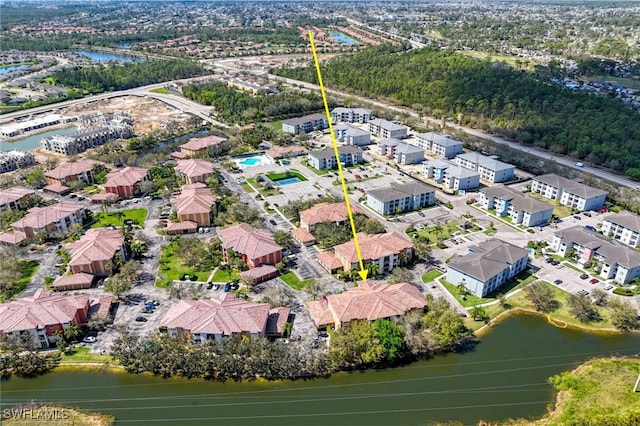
[0, 126, 78, 152]
[1, 313, 639, 425]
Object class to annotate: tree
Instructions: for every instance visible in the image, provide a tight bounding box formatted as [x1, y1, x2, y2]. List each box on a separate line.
[26, 168, 46, 188]
[104, 274, 132, 299]
[273, 230, 295, 250]
[372, 318, 405, 362]
[389, 267, 413, 283]
[590, 288, 609, 306]
[368, 262, 380, 278]
[567, 293, 600, 322]
[609, 299, 639, 331]
[64, 324, 81, 342]
[414, 236, 432, 262]
[422, 298, 470, 346]
[471, 305, 488, 322]
[524, 282, 558, 313]
[303, 279, 324, 300]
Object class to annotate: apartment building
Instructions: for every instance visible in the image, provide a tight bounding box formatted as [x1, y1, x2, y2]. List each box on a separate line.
[601, 212, 640, 248]
[282, 113, 328, 134]
[367, 181, 436, 215]
[455, 152, 515, 183]
[104, 166, 149, 198]
[422, 159, 480, 191]
[413, 132, 464, 158]
[171, 182, 217, 226]
[530, 173, 606, 212]
[368, 118, 408, 139]
[45, 159, 100, 187]
[334, 124, 371, 146]
[551, 225, 640, 284]
[218, 223, 283, 269]
[0, 150, 36, 174]
[480, 186, 554, 227]
[307, 146, 363, 170]
[331, 107, 372, 123]
[0, 186, 37, 212]
[174, 158, 215, 184]
[65, 228, 126, 276]
[447, 239, 529, 297]
[379, 139, 424, 165]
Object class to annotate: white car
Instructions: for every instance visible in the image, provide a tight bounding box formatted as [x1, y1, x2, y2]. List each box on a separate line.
[83, 336, 97, 343]
[604, 284, 614, 291]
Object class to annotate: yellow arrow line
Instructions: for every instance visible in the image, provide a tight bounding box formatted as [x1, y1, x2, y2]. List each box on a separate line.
[308, 31, 368, 281]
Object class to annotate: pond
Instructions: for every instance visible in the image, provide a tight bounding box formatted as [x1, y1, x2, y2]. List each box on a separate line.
[0, 126, 78, 152]
[331, 33, 359, 45]
[75, 51, 141, 63]
[2, 313, 639, 425]
[0, 64, 29, 75]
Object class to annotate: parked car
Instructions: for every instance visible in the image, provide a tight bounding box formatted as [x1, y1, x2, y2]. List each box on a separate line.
[141, 308, 153, 314]
[83, 336, 97, 343]
[269, 219, 277, 225]
[230, 282, 239, 291]
[584, 225, 596, 232]
[604, 284, 614, 291]
[573, 215, 581, 220]
[206, 282, 214, 289]
[418, 211, 425, 217]
[223, 283, 231, 292]
[578, 289, 589, 296]
[135, 316, 148, 322]
[214, 284, 221, 291]
[554, 279, 563, 285]
[580, 273, 589, 280]
[589, 278, 599, 284]
[583, 212, 592, 217]
[145, 300, 159, 306]
[556, 264, 564, 269]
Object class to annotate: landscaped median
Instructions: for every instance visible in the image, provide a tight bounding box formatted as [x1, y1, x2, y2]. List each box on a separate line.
[280, 271, 314, 290]
[90, 208, 147, 228]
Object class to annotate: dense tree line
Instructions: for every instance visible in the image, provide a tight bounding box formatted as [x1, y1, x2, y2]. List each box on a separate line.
[0, 334, 60, 378]
[273, 45, 640, 176]
[182, 82, 331, 125]
[52, 59, 206, 94]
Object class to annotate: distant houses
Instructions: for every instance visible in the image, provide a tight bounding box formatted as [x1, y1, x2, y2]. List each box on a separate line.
[0, 150, 35, 174]
[413, 133, 464, 159]
[307, 146, 363, 170]
[423, 159, 480, 191]
[282, 113, 328, 134]
[446, 239, 529, 297]
[367, 181, 436, 215]
[455, 152, 515, 183]
[307, 280, 426, 330]
[331, 107, 372, 123]
[173, 135, 227, 159]
[368, 118, 408, 139]
[551, 225, 640, 284]
[530, 173, 606, 212]
[480, 186, 554, 227]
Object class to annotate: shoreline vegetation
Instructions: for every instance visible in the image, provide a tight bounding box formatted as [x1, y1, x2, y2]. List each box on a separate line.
[2, 403, 114, 426]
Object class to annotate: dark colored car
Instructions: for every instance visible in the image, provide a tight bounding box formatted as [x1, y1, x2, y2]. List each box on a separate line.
[135, 316, 148, 322]
[206, 282, 213, 289]
[223, 283, 231, 292]
[580, 273, 589, 280]
[554, 279, 563, 285]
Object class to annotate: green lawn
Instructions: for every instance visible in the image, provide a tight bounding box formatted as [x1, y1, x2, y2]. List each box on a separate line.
[301, 159, 330, 176]
[440, 269, 536, 308]
[150, 87, 171, 94]
[1, 260, 39, 302]
[240, 183, 255, 193]
[60, 347, 111, 364]
[91, 208, 147, 228]
[421, 270, 443, 283]
[211, 268, 241, 282]
[280, 271, 314, 290]
[157, 242, 213, 286]
[265, 120, 282, 131]
[408, 221, 462, 244]
[441, 279, 494, 307]
[266, 169, 308, 182]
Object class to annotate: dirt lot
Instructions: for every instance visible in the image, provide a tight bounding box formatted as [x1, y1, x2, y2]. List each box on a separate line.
[61, 95, 191, 135]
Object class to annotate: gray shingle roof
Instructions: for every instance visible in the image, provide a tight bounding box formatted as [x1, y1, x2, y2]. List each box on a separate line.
[534, 173, 606, 198]
[604, 212, 640, 233]
[448, 239, 528, 281]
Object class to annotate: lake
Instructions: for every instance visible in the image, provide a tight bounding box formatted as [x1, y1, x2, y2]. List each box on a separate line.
[76, 51, 141, 63]
[0, 64, 29, 75]
[0, 126, 78, 152]
[1, 313, 639, 425]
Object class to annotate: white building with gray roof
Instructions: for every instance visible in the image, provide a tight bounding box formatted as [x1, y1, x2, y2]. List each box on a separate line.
[413, 132, 464, 158]
[282, 113, 328, 135]
[531, 173, 606, 212]
[379, 139, 424, 165]
[307, 146, 363, 170]
[334, 124, 371, 146]
[368, 119, 408, 139]
[551, 225, 640, 284]
[480, 186, 554, 227]
[331, 107, 372, 123]
[446, 239, 529, 297]
[601, 212, 640, 248]
[367, 181, 436, 215]
[456, 152, 515, 183]
[423, 159, 480, 191]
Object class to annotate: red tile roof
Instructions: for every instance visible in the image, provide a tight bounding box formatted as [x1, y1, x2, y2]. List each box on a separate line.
[166, 220, 198, 232]
[65, 228, 124, 266]
[291, 227, 315, 244]
[172, 183, 216, 216]
[52, 272, 94, 290]
[300, 202, 365, 229]
[218, 223, 282, 261]
[239, 264, 277, 280]
[266, 145, 308, 159]
[334, 232, 413, 263]
[43, 183, 71, 194]
[0, 230, 27, 245]
[266, 306, 291, 336]
[160, 293, 270, 336]
[104, 166, 148, 188]
[45, 159, 99, 180]
[174, 159, 215, 179]
[12, 201, 85, 230]
[0, 186, 36, 207]
[316, 251, 343, 271]
[307, 281, 426, 328]
[0, 290, 89, 334]
[180, 135, 226, 152]
[91, 192, 119, 203]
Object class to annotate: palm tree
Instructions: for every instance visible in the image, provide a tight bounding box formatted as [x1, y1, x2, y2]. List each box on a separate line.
[457, 279, 468, 296]
[471, 305, 487, 321]
[64, 324, 81, 342]
[368, 262, 380, 278]
[113, 210, 125, 225]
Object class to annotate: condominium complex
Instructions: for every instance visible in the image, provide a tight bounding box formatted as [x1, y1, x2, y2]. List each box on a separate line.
[367, 181, 436, 215]
[331, 107, 372, 123]
[422, 159, 480, 191]
[282, 113, 328, 134]
[368, 118, 408, 139]
[530, 173, 606, 212]
[480, 186, 554, 227]
[601, 212, 640, 248]
[456, 152, 515, 183]
[0, 150, 36, 174]
[379, 139, 424, 165]
[307, 146, 363, 170]
[413, 133, 464, 158]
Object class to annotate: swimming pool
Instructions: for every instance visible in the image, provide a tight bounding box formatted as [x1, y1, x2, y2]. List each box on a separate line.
[331, 33, 358, 45]
[276, 177, 301, 186]
[239, 157, 262, 166]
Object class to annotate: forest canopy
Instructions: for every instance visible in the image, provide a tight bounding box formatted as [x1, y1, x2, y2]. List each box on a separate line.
[273, 45, 640, 177]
